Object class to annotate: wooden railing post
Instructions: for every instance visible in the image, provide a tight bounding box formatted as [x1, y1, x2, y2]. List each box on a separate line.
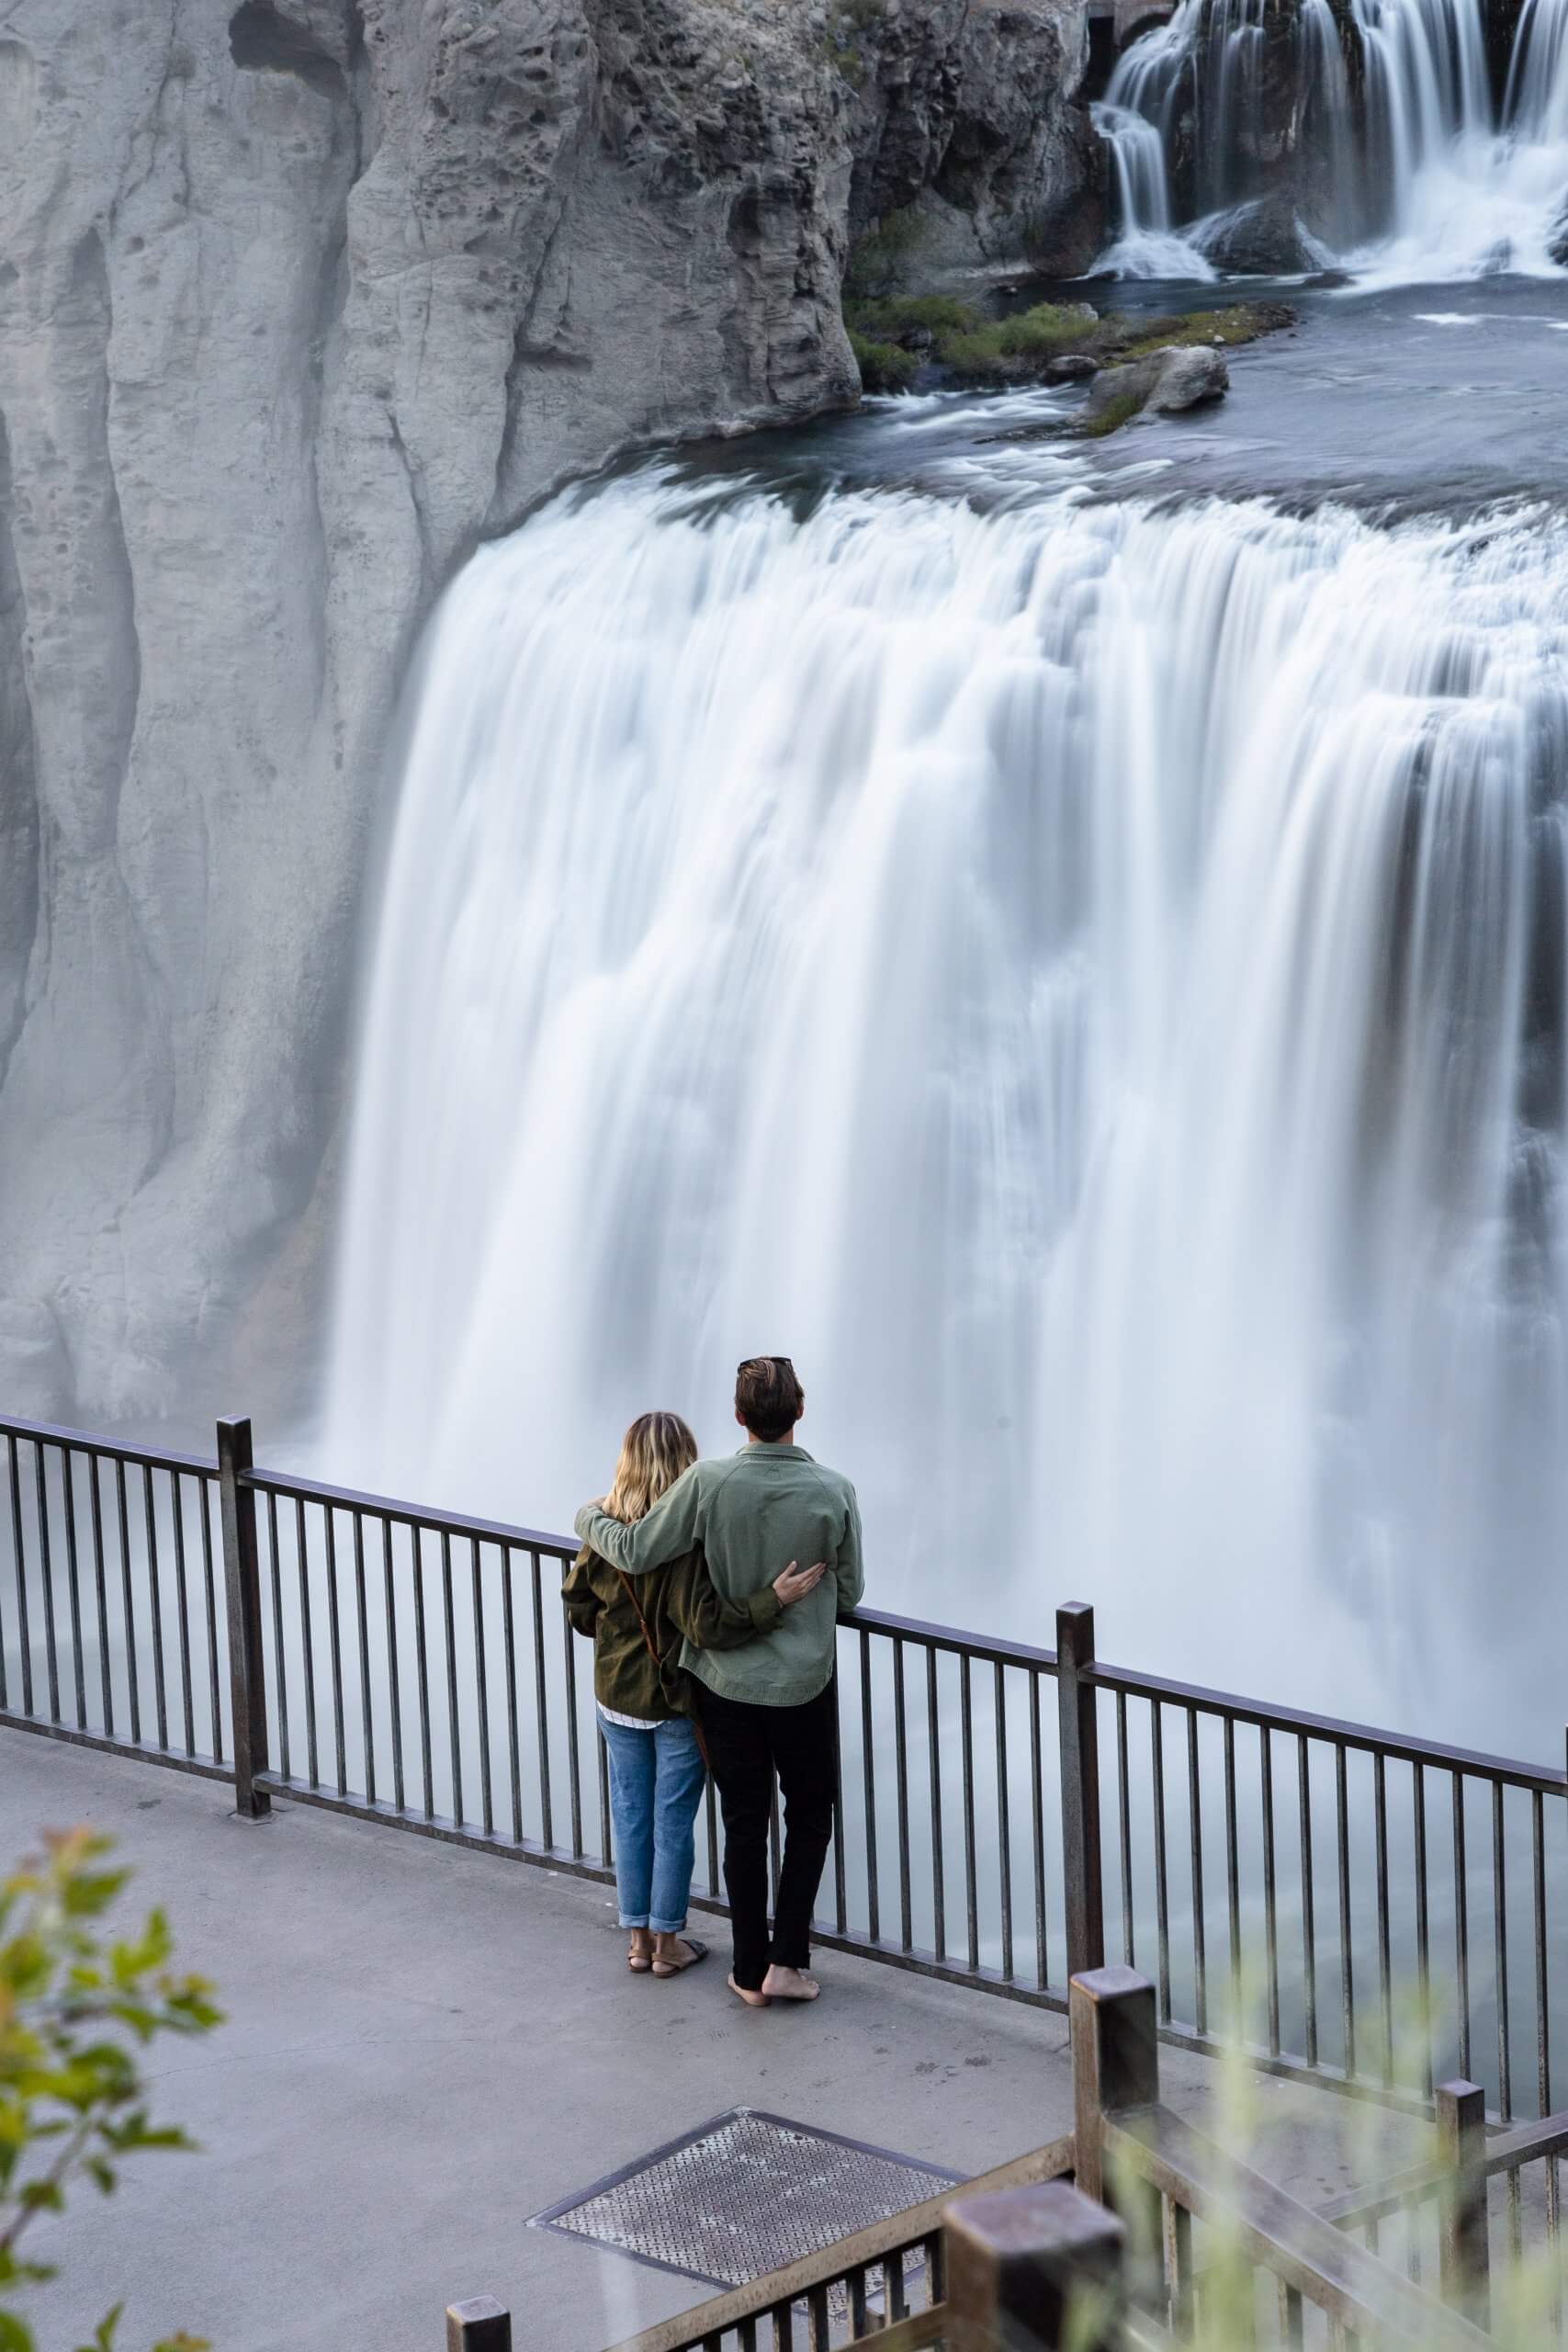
[1070, 1966, 1161, 2297]
[1436, 2079, 1489, 2327]
[944, 2180, 1125, 2350]
[446, 2299, 510, 2351]
[217, 1416, 271, 1820]
[1056, 1604, 1104, 1979]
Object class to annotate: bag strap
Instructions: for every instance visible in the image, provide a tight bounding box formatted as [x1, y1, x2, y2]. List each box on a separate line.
[615, 1567, 712, 1772]
[616, 1569, 662, 1670]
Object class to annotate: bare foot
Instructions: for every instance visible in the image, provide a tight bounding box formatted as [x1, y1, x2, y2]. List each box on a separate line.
[628, 1930, 653, 1973]
[761, 1964, 820, 2002]
[651, 1934, 708, 1977]
[728, 1973, 771, 2007]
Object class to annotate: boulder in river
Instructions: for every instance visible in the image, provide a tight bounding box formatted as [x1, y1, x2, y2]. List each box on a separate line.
[1080, 345, 1229, 433]
[1045, 352, 1100, 381]
[1199, 198, 1320, 277]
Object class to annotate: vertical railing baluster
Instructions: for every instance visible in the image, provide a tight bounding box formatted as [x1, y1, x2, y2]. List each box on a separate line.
[1030, 1669, 1047, 1989]
[894, 1636, 911, 1952]
[197, 1472, 223, 1762]
[326, 1507, 348, 1799]
[412, 1523, 432, 1818]
[115, 1458, 138, 1743]
[440, 1528, 461, 1826]
[0, 1443, 8, 1716]
[960, 1653, 978, 1973]
[355, 1512, 376, 1805]
[1117, 1689, 1134, 1968]
[995, 1662, 1013, 1984]
[1453, 1771, 1472, 2082]
[171, 1471, 195, 1758]
[1299, 1733, 1317, 2067]
[62, 1447, 86, 1730]
[859, 1627, 879, 1946]
[561, 1572, 582, 1860]
[529, 1550, 551, 1851]
[267, 1492, 289, 1782]
[471, 1538, 492, 1838]
[1153, 1701, 1171, 2024]
[144, 1464, 167, 1751]
[502, 1545, 523, 1843]
[296, 1498, 318, 1783]
[1336, 1741, 1355, 2080]
[88, 1453, 111, 1736]
[1374, 1752, 1392, 2086]
[928, 1645, 944, 1962]
[383, 1519, 404, 1813]
[1494, 1781, 1512, 2121]
[705, 1776, 719, 1901]
[1187, 1706, 1206, 2036]
[597, 1720, 613, 1871]
[830, 1657, 847, 1932]
[1534, 1788, 1551, 2125]
[1415, 1762, 1432, 2096]
[1055, 1603, 1104, 1982]
[8, 1434, 31, 1715]
[1261, 1725, 1280, 2056]
[1224, 1714, 1241, 2022]
[36, 1440, 60, 1723]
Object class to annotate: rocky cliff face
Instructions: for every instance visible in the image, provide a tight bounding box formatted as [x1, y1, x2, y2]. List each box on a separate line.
[0, 0, 1095, 1430]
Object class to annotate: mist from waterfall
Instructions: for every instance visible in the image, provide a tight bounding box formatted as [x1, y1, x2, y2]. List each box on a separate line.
[324, 466, 1568, 1754]
[1095, 0, 1568, 282]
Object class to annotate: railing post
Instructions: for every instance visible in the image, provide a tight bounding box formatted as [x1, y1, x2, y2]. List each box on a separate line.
[446, 2297, 511, 2351]
[217, 1417, 271, 1820]
[1056, 1603, 1104, 1979]
[944, 2180, 1125, 2350]
[1436, 2079, 1488, 2327]
[1070, 1964, 1161, 2309]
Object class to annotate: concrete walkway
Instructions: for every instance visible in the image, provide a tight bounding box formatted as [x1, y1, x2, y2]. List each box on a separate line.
[2, 1728, 1418, 2352]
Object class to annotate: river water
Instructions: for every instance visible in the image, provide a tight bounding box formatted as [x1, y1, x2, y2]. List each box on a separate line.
[323, 70, 1568, 1767]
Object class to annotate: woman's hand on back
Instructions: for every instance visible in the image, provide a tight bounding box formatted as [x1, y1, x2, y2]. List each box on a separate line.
[773, 1558, 828, 1607]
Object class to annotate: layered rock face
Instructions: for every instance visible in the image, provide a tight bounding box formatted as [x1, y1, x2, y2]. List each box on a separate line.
[0, 0, 1094, 1428]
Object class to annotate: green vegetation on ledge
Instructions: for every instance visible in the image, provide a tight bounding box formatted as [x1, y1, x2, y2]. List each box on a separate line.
[844, 288, 1295, 396]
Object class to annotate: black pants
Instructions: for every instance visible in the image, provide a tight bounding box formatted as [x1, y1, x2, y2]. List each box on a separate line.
[698, 1680, 837, 1991]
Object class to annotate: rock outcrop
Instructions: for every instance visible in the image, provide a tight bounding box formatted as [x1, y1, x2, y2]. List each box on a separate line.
[0, 0, 1096, 1426]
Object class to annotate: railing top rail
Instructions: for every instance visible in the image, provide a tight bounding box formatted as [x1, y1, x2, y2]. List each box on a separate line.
[600, 2136, 1074, 2352]
[1103, 2106, 1491, 2346]
[239, 1463, 579, 1560]
[1084, 1656, 1568, 1796]
[0, 1409, 217, 1477]
[1319, 2105, 1568, 2230]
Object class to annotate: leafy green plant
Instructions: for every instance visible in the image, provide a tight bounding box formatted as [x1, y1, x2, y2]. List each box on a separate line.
[0, 1828, 222, 2352]
[847, 332, 922, 393]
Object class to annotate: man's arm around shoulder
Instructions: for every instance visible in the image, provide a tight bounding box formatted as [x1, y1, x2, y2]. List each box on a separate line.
[573, 1459, 705, 1576]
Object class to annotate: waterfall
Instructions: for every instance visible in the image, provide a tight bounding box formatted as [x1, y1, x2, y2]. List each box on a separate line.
[1097, 0, 1568, 281]
[324, 465, 1568, 1747]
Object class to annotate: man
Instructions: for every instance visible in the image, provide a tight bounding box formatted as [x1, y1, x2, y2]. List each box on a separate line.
[574, 1356, 863, 2007]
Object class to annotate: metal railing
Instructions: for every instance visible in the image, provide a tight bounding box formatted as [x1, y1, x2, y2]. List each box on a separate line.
[2, 1408, 1564, 2125]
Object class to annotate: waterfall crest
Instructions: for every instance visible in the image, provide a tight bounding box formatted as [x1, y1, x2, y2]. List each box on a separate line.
[1097, 0, 1568, 281]
[325, 469, 1568, 1740]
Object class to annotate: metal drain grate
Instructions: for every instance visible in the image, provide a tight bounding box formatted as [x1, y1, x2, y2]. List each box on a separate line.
[529, 2107, 960, 2286]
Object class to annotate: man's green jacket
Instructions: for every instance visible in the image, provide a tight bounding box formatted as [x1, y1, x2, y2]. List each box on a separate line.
[573, 1442, 863, 1707]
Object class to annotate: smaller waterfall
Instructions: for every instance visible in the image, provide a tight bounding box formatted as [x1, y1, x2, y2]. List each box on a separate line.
[1096, 0, 1568, 281]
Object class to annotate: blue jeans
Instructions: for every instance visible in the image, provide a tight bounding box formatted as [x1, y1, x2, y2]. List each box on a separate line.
[599, 1713, 706, 1934]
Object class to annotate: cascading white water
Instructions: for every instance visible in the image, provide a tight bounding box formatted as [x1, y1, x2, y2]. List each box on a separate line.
[1097, 0, 1568, 281]
[325, 464, 1568, 1749]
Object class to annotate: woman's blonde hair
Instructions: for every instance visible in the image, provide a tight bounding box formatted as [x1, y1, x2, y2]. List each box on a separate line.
[600, 1411, 698, 1529]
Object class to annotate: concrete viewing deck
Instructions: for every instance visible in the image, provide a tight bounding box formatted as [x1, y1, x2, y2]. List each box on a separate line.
[3, 1727, 1421, 2352]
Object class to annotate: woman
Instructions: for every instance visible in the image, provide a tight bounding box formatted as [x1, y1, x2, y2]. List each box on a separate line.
[564, 1411, 823, 1977]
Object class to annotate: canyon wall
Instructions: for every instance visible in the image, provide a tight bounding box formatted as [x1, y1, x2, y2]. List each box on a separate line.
[0, 0, 1097, 1430]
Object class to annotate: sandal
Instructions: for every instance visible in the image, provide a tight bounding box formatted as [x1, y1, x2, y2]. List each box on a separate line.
[628, 1936, 653, 1973]
[651, 1936, 709, 1978]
